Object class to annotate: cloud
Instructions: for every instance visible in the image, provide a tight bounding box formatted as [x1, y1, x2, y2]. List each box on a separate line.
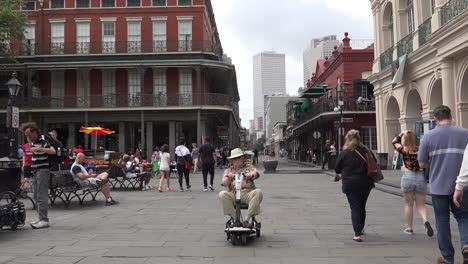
[211, 0, 373, 127]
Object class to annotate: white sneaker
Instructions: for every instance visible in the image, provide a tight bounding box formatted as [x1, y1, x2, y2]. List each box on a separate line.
[203, 188, 208, 192]
[208, 185, 214, 191]
[30, 219, 40, 225]
[31, 220, 49, 229]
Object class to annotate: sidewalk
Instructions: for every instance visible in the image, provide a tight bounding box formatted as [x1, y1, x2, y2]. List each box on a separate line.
[0, 164, 462, 264]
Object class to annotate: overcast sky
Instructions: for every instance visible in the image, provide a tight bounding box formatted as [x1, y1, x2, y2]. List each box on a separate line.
[210, 0, 374, 128]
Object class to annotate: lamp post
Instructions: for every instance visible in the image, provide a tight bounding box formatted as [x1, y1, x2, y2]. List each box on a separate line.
[334, 82, 350, 153]
[6, 72, 23, 159]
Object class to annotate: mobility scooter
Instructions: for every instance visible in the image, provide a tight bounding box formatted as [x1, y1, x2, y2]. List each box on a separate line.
[224, 172, 261, 246]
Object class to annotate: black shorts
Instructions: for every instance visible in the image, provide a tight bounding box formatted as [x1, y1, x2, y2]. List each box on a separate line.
[23, 165, 32, 178]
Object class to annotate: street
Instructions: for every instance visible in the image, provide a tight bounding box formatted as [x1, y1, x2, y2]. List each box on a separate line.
[0, 161, 462, 264]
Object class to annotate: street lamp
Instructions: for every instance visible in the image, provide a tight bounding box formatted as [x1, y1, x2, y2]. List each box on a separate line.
[38, 0, 45, 54]
[333, 82, 350, 153]
[6, 72, 22, 159]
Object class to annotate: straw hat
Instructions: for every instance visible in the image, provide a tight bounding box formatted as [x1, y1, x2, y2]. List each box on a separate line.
[228, 148, 244, 159]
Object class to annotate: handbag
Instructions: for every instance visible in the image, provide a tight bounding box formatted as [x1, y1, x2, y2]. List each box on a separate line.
[152, 161, 160, 172]
[182, 156, 192, 170]
[354, 146, 384, 182]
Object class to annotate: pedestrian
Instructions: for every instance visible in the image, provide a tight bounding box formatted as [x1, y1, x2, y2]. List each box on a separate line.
[158, 144, 172, 192]
[454, 142, 468, 264]
[253, 149, 259, 165]
[20, 141, 33, 190]
[175, 139, 191, 192]
[19, 122, 56, 229]
[392, 130, 433, 236]
[334, 130, 374, 242]
[418, 105, 468, 264]
[134, 148, 142, 160]
[152, 146, 161, 177]
[322, 140, 331, 169]
[75, 145, 85, 155]
[199, 137, 217, 192]
[191, 143, 199, 173]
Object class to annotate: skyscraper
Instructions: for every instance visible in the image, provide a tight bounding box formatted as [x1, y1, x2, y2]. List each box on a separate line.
[303, 35, 340, 86]
[252, 51, 286, 128]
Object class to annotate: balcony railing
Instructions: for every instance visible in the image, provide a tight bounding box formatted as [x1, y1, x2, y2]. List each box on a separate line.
[397, 33, 413, 57]
[0, 93, 236, 110]
[418, 18, 432, 46]
[380, 46, 394, 70]
[441, 0, 468, 25]
[292, 98, 375, 127]
[8, 40, 222, 57]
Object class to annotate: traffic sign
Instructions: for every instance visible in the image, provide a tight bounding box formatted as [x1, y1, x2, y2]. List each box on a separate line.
[313, 131, 321, 139]
[341, 118, 353, 123]
[12, 106, 19, 128]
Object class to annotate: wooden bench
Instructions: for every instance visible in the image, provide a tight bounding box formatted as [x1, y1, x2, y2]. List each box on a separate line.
[49, 170, 103, 208]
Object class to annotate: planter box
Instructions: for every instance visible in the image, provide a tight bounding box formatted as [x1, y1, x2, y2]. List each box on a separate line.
[263, 160, 278, 172]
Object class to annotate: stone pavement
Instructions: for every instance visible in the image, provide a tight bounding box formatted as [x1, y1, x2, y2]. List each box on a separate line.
[0, 161, 464, 264]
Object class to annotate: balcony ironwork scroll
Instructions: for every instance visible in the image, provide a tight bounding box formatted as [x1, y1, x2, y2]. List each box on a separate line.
[380, 46, 394, 70]
[397, 33, 413, 57]
[441, 0, 468, 25]
[418, 18, 432, 46]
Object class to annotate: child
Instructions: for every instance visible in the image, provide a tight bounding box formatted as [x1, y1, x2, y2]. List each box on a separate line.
[158, 144, 172, 192]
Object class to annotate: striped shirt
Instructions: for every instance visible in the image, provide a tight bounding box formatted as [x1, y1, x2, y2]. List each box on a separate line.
[31, 135, 51, 170]
[418, 124, 468, 195]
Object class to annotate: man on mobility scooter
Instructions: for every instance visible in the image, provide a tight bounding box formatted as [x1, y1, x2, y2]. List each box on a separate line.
[219, 148, 263, 245]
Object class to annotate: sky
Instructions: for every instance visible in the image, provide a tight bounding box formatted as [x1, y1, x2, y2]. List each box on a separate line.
[210, 0, 374, 128]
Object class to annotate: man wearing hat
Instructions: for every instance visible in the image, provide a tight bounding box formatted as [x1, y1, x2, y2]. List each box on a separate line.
[219, 148, 263, 227]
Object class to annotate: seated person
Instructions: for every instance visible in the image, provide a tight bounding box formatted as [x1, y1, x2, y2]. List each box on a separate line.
[70, 153, 119, 206]
[85, 162, 97, 175]
[219, 148, 263, 227]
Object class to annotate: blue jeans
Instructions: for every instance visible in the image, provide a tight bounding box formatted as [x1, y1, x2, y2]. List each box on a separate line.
[346, 189, 371, 236]
[431, 191, 468, 264]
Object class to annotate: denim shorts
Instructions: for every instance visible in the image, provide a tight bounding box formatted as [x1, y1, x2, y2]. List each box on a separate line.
[401, 171, 427, 194]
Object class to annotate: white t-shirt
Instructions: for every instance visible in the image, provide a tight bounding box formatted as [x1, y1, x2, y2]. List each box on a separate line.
[159, 152, 170, 171]
[175, 145, 190, 157]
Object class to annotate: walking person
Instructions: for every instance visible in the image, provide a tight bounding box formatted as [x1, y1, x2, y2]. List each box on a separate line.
[418, 105, 468, 264]
[322, 140, 331, 169]
[175, 139, 191, 192]
[392, 130, 433, 236]
[199, 137, 217, 191]
[253, 149, 259, 165]
[334, 130, 374, 242]
[191, 143, 200, 174]
[152, 146, 161, 178]
[158, 144, 172, 192]
[19, 122, 56, 229]
[454, 142, 468, 264]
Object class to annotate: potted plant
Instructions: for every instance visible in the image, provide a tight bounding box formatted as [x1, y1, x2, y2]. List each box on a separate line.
[262, 154, 278, 172]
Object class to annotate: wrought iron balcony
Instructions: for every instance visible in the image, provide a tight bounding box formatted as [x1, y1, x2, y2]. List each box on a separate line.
[380, 46, 394, 70]
[397, 33, 413, 57]
[441, 0, 468, 25]
[418, 18, 432, 46]
[292, 98, 375, 127]
[8, 40, 222, 58]
[0, 93, 236, 110]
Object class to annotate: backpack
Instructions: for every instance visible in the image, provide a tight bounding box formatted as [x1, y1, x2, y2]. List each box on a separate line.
[43, 134, 66, 169]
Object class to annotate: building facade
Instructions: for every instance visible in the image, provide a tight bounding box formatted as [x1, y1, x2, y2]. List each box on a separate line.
[288, 33, 375, 162]
[0, 0, 240, 159]
[252, 51, 286, 126]
[369, 0, 468, 166]
[302, 35, 340, 86]
[264, 95, 296, 152]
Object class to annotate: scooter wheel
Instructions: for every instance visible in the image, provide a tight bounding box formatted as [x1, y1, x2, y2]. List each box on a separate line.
[241, 233, 247, 245]
[226, 233, 231, 241]
[256, 228, 261, 238]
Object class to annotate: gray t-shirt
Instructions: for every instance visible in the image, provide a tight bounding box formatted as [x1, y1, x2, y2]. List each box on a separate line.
[418, 124, 468, 195]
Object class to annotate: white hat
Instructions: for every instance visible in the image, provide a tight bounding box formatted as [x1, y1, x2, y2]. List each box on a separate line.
[228, 148, 244, 159]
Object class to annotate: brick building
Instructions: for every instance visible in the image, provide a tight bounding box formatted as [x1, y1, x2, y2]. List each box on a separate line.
[0, 0, 240, 158]
[286, 33, 375, 162]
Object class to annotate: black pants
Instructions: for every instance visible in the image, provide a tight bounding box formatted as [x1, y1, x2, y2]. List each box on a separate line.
[346, 189, 371, 236]
[322, 155, 329, 169]
[202, 163, 215, 187]
[176, 164, 190, 188]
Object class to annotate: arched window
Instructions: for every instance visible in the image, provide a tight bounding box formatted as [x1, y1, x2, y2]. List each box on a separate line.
[407, 0, 415, 33]
[382, 3, 394, 49]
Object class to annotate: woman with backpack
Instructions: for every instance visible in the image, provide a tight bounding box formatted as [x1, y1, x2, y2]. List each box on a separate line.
[334, 129, 375, 242]
[392, 130, 433, 236]
[175, 139, 192, 192]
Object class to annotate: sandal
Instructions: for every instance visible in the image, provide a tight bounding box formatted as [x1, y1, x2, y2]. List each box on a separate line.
[353, 236, 362, 242]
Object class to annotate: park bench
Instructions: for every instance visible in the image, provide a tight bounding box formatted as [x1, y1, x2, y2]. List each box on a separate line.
[49, 170, 104, 208]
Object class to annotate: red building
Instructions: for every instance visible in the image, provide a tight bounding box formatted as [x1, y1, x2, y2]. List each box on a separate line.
[287, 33, 375, 161]
[0, 0, 240, 158]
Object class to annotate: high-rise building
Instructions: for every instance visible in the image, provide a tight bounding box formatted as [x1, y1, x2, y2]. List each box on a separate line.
[303, 35, 340, 86]
[253, 51, 286, 128]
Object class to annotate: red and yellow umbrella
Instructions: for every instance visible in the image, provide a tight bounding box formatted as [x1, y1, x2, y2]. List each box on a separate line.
[79, 126, 115, 135]
[79, 126, 115, 154]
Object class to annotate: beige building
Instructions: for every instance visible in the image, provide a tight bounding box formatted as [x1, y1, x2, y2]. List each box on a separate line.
[369, 0, 468, 165]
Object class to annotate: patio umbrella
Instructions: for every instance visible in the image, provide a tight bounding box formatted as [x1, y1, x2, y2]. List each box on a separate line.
[79, 126, 115, 155]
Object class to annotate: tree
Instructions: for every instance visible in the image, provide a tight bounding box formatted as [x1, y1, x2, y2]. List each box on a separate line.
[254, 135, 266, 152]
[0, 0, 28, 60]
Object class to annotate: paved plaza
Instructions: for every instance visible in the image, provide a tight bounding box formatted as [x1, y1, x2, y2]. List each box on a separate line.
[0, 161, 463, 264]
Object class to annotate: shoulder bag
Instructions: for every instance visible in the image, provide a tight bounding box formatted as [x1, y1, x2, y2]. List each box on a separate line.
[354, 146, 384, 182]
